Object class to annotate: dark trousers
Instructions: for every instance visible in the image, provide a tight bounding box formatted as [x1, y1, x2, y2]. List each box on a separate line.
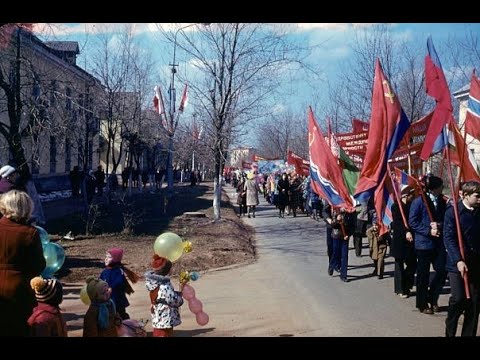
[394, 259, 408, 294]
[331, 238, 349, 280]
[416, 248, 447, 310]
[445, 272, 480, 336]
[394, 250, 417, 295]
[326, 227, 333, 267]
[353, 219, 366, 257]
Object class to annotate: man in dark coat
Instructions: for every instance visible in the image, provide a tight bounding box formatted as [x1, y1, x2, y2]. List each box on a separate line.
[391, 185, 416, 297]
[409, 175, 447, 314]
[444, 181, 480, 336]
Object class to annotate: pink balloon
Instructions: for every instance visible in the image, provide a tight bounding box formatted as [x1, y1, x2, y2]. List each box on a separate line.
[188, 297, 203, 314]
[182, 284, 195, 301]
[196, 311, 209, 326]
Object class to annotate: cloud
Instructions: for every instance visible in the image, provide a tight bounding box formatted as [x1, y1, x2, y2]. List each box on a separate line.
[33, 23, 209, 38]
[297, 23, 350, 31]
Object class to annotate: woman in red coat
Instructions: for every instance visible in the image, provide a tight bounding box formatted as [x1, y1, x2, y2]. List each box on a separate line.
[0, 190, 46, 336]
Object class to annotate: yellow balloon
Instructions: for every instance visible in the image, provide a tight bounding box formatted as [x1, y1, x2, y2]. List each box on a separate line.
[80, 284, 91, 305]
[153, 232, 184, 262]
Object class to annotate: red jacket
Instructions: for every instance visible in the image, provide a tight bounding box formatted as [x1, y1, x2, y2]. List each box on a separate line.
[28, 302, 68, 336]
[0, 216, 45, 331]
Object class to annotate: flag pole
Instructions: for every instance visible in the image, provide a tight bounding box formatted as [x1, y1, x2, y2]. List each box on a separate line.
[387, 163, 409, 230]
[416, 176, 435, 223]
[444, 126, 471, 299]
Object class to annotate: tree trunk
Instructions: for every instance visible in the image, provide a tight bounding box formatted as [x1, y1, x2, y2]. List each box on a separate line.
[213, 150, 222, 221]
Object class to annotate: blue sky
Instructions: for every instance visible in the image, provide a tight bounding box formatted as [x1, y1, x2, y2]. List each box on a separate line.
[34, 23, 480, 132]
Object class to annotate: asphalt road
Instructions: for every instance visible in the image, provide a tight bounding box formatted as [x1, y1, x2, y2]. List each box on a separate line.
[63, 184, 456, 337]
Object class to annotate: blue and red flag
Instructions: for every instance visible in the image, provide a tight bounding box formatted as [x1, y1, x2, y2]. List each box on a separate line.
[465, 72, 480, 141]
[394, 167, 418, 188]
[354, 58, 410, 202]
[420, 36, 453, 160]
[308, 107, 354, 210]
[373, 173, 395, 236]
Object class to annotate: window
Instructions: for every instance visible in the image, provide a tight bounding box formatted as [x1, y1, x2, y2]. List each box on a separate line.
[31, 133, 40, 175]
[65, 138, 71, 171]
[66, 87, 72, 112]
[50, 136, 57, 173]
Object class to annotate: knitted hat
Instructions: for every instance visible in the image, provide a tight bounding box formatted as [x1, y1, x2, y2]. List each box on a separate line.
[151, 254, 168, 271]
[0, 165, 16, 178]
[86, 276, 109, 301]
[30, 276, 62, 304]
[108, 248, 123, 263]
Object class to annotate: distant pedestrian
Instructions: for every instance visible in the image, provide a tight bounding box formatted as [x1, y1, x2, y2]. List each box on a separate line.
[69, 166, 82, 197]
[100, 248, 139, 320]
[244, 172, 259, 218]
[145, 254, 184, 337]
[0, 165, 24, 194]
[28, 277, 68, 337]
[94, 166, 105, 196]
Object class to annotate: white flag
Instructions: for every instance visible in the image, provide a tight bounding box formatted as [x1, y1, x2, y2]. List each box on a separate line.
[178, 83, 188, 113]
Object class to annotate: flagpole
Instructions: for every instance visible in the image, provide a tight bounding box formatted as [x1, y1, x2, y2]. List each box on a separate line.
[166, 23, 210, 195]
[387, 164, 409, 230]
[444, 135, 471, 299]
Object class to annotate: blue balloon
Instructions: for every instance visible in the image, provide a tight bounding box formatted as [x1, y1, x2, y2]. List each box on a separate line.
[190, 271, 200, 281]
[41, 242, 65, 278]
[35, 226, 50, 245]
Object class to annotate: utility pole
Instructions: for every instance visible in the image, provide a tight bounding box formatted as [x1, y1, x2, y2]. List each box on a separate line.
[165, 23, 210, 195]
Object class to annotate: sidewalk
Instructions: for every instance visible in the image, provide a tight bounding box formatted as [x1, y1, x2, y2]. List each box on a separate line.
[61, 182, 235, 337]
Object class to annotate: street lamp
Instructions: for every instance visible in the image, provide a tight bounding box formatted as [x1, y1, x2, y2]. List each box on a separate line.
[166, 23, 210, 195]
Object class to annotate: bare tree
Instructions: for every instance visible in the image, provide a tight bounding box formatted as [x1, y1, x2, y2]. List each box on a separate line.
[254, 109, 308, 159]
[326, 24, 401, 129]
[169, 23, 313, 220]
[88, 24, 156, 190]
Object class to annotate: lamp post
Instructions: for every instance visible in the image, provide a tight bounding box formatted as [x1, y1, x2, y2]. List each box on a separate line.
[166, 23, 209, 195]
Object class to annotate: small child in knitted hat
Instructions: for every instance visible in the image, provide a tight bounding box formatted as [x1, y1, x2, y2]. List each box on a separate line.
[28, 277, 68, 336]
[82, 276, 122, 337]
[144, 254, 184, 337]
[100, 248, 139, 320]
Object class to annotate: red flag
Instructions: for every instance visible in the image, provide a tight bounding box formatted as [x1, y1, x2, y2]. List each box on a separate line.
[308, 107, 354, 210]
[153, 86, 168, 130]
[354, 59, 410, 202]
[465, 72, 480, 140]
[352, 118, 369, 132]
[420, 37, 453, 160]
[447, 120, 480, 182]
[287, 150, 310, 177]
[178, 83, 188, 113]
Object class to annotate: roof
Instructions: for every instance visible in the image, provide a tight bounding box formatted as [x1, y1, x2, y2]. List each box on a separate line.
[44, 41, 79, 54]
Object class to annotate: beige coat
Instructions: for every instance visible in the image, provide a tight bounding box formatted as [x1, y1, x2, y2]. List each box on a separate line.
[366, 226, 387, 260]
[244, 179, 259, 206]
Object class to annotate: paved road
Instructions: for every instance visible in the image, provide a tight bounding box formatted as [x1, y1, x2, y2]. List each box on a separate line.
[62, 184, 454, 337]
